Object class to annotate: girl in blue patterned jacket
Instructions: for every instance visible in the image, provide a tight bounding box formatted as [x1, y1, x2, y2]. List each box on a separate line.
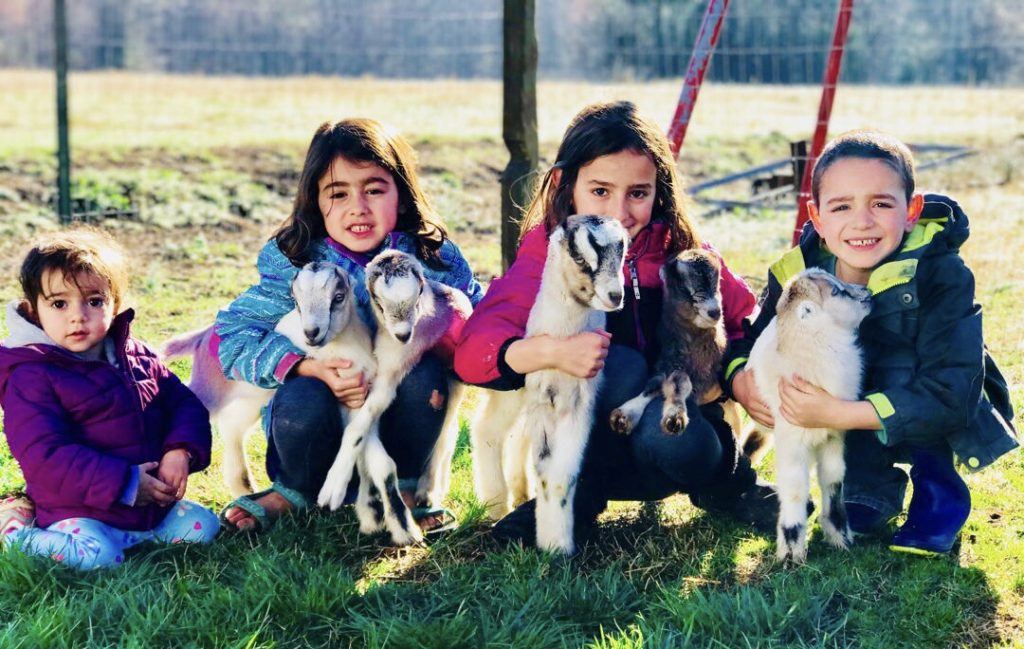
[217, 119, 483, 533]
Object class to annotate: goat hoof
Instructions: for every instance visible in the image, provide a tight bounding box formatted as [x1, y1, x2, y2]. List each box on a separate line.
[609, 410, 634, 435]
[660, 412, 688, 435]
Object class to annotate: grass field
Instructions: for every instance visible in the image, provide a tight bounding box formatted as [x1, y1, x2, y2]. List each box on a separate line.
[0, 71, 1022, 647]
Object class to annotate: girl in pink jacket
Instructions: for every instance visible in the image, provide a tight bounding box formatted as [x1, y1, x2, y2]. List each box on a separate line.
[455, 101, 778, 547]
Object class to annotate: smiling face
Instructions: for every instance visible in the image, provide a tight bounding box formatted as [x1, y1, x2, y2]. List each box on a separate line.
[33, 269, 115, 359]
[809, 157, 923, 285]
[570, 149, 657, 239]
[317, 156, 400, 253]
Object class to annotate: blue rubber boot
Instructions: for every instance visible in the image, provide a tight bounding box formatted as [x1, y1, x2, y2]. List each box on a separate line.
[889, 446, 971, 556]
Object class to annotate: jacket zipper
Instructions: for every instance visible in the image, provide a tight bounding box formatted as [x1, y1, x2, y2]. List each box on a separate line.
[628, 260, 646, 351]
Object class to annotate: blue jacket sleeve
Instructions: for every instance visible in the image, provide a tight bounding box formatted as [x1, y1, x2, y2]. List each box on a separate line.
[436, 239, 485, 306]
[214, 240, 305, 389]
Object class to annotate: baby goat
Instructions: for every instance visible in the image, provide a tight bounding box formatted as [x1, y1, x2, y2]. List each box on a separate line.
[471, 215, 629, 554]
[162, 262, 375, 498]
[317, 250, 472, 545]
[610, 248, 726, 436]
[745, 268, 871, 564]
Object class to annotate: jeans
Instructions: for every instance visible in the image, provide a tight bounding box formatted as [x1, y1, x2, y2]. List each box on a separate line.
[265, 353, 451, 503]
[580, 345, 730, 503]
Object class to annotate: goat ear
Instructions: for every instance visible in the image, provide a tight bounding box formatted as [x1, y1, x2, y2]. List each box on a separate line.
[797, 300, 817, 320]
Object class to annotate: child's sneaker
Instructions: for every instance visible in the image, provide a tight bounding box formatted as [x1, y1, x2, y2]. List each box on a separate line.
[889, 446, 971, 556]
[0, 494, 35, 545]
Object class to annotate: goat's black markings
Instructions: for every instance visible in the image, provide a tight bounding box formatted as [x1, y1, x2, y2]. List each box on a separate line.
[782, 524, 802, 545]
[367, 484, 384, 524]
[545, 386, 558, 408]
[385, 474, 410, 531]
[538, 434, 551, 460]
[827, 485, 848, 532]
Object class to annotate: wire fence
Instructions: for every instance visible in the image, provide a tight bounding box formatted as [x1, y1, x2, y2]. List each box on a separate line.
[1, 0, 1021, 84]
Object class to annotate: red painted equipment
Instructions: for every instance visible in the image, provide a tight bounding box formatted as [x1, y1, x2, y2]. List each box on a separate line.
[793, 0, 856, 245]
[667, 0, 730, 158]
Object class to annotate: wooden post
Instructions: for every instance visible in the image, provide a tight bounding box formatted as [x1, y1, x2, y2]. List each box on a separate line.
[55, 0, 72, 224]
[501, 0, 538, 271]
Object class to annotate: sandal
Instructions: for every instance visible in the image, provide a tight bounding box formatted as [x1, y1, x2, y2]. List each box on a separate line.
[0, 494, 35, 540]
[397, 478, 457, 537]
[219, 482, 309, 532]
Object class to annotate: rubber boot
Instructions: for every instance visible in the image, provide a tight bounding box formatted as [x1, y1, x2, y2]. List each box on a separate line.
[889, 446, 971, 556]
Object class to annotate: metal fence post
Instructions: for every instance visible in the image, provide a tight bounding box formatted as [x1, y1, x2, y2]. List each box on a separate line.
[55, 0, 72, 224]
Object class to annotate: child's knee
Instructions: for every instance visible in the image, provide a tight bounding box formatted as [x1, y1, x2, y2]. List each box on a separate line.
[170, 501, 220, 544]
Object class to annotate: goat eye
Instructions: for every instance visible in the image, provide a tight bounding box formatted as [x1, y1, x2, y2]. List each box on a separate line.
[332, 293, 344, 304]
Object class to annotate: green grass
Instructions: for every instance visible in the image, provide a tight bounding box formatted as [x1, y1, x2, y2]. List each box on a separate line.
[1, 75, 1023, 647]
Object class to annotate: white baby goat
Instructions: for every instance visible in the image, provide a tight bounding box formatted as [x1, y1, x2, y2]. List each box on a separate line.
[471, 215, 629, 555]
[745, 268, 871, 564]
[317, 250, 472, 545]
[162, 262, 376, 499]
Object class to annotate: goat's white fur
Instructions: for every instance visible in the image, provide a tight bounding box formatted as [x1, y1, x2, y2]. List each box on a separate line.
[317, 251, 471, 546]
[162, 262, 375, 499]
[745, 268, 870, 564]
[471, 216, 628, 554]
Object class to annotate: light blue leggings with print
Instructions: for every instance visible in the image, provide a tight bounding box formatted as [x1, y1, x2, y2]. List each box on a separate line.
[5, 500, 219, 570]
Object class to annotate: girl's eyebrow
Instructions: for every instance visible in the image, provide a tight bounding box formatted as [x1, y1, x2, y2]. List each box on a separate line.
[825, 196, 853, 205]
[321, 176, 391, 192]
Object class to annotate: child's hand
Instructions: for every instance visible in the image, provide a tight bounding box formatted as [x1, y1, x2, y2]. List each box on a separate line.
[778, 375, 840, 428]
[135, 462, 177, 507]
[296, 358, 369, 408]
[553, 329, 612, 379]
[158, 449, 191, 500]
[732, 368, 774, 427]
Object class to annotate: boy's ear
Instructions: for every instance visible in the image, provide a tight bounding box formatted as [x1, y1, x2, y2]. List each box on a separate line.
[807, 200, 823, 235]
[905, 194, 924, 232]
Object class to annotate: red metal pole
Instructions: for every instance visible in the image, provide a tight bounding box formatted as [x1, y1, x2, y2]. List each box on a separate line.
[792, 0, 855, 245]
[667, 0, 730, 158]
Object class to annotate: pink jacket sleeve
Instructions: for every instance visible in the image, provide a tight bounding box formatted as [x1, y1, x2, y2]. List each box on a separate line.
[713, 248, 757, 340]
[454, 226, 547, 385]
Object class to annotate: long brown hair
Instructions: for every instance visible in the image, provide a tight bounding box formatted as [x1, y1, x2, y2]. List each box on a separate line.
[275, 118, 449, 267]
[519, 101, 701, 254]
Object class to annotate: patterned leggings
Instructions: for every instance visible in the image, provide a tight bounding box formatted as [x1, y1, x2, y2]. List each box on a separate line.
[4, 500, 219, 570]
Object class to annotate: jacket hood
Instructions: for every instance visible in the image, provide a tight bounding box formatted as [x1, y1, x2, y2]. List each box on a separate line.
[798, 193, 970, 259]
[0, 302, 131, 390]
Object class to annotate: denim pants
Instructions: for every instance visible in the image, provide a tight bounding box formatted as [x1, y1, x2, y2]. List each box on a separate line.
[4, 500, 219, 570]
[577, 345, 733, 503]
[265, 353, 451, 503]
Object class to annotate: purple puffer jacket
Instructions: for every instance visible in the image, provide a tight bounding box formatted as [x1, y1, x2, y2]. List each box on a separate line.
[0, 304, 212, 530]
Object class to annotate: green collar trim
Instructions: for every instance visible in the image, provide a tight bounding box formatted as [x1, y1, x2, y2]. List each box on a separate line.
[769, 247, 806, 286]
[867, 259, 918, 295]
[902, 220, 945, 253]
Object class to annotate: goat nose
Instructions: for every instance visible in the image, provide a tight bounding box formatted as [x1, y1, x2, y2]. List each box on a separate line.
[608, 291, 623, 305]
[395, 331, 411, 343]
[304, 326, 320, 341]
[707, 307, 721, 321]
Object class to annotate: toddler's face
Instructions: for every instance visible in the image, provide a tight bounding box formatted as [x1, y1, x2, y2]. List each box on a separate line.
[571, 149, 657, 239]
[810, 157, 921, 286]
[318, 156, 400, 253]
[33, 269, 115, 358]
